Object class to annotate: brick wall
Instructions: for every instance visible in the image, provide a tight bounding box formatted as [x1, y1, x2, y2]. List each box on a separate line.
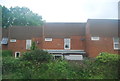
[85, 23, 119, 57]
[8, 37, 43, 56]
[43, 36, 85, 50]
[2, 45, 8, 50]
[71, 36, 85, 50]
[43, 38, 64, 50]
[32, 37, 43, 49]
[8, 40, 26, 56]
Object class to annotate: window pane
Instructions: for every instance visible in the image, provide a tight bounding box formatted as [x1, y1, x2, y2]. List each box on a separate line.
[45, 38, 52, 41]
[91, 37, 100, 40]
[26, 40, 31, 49]
[114, 38, 119, 44]
[115, 44, 119, 48]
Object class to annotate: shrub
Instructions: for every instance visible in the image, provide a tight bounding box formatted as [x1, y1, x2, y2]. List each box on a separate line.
[96, 52, 119, 64]
[94, 52, 119, 79]
[2, 50, 13, 57]
[21, 49, 53, 62]
[38, 60, 78, 79]
[30, 41, 37, 50]
[2, 56, 20, 74]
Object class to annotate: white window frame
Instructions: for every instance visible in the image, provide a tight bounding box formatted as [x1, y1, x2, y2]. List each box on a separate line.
[15, 52, 20, 58]
[26, 40, 32, 50]
[45, 38, 52, 41]
[10, 39, 16, 42]
[64, 38, 71, 50]
[113, 37, 120, 50]
[91, 37, 100, 40]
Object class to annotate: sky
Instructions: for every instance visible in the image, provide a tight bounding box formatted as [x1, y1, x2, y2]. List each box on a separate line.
[0, 0, 119, 22]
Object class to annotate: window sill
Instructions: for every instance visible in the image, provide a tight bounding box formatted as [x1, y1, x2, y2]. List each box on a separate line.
[114, 48, 120, 50]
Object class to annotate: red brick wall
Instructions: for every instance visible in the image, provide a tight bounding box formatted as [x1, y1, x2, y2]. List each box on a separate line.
[71, 36, 85, 50]
[32, 37, 43, 49]
[8, 40, 26, 56]
[43, 36, 85, 50]
[2, 45, 8, 50]
[8, 37, 43, 56]
[43, 38, 64, 50]
[85, 23, 119, 57]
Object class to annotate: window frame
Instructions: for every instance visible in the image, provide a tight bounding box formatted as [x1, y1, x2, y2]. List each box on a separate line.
[64, 38, 71, 49]
[45, 38, 52, 41]
[26, 40, 32, 50]
[10, 39, 16, 42]
[91, 37, 100, 41]
[113, 37, 120, 50]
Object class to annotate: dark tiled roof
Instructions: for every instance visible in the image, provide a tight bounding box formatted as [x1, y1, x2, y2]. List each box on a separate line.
[0, 28, 8, 38]
[9, 26, 43, 40]
[87, 19, 119, 37]
[44, 23, 86, 38]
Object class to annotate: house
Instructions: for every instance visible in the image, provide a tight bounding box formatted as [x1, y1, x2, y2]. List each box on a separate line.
[85, 19, 119, 57]
[1, 19, 119, 60]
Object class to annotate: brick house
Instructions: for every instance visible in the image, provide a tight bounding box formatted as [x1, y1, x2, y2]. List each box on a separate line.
[1, 19, 119, 60]
[85, 19, 119, 57]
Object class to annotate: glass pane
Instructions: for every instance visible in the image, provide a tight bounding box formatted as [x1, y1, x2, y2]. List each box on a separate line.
[114, 44, 120, 49]
[114, 38, 119, 43]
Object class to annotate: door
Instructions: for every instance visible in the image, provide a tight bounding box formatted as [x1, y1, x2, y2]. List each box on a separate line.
[64, 38, 70, 49]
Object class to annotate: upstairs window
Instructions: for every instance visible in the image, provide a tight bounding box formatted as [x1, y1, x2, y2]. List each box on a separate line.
[91, 37, 100, 40]
[45, 38, 52, 41]
[26, 40, 32, 50]
[113, 37, 120, 50]
[10, 39, 16, 42]
[64, 38, 70, 49]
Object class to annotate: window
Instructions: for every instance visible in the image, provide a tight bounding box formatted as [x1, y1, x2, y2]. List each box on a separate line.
[26, 40, 32, 50]
[113, 37, 120, 50]
[91, 37, 100, 40]
[64, 38, 70, 49]
[1, 38, 8, 44]
[45, 38, 52, 41]
[10, 39, 16, 42]
[15, 52, 20, 58]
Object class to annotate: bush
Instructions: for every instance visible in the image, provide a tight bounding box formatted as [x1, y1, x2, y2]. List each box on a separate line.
[21, 49, 53, 62]
[2, 56, 20, 74]
[38, 60, 78, 79]
[94, 52, 119, 79]
[30, 41, 37, 50]
[96, 52, 119, 63]
[2, 50, 13, 57]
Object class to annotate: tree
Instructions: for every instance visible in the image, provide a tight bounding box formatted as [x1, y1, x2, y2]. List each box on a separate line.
[2, 6, 44, 28]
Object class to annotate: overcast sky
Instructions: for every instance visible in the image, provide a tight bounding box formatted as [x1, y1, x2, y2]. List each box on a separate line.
[0, 0, 119, 22]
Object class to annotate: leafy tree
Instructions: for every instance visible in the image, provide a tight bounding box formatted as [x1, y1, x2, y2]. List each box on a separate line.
[0, 5, 2, 27]
[2, 6, 44, 28]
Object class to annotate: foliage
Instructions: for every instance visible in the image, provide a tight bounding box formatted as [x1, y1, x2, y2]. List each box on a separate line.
[2, 50, 13, 57]
[30, 41, 37, 50]
[0, 5, 2, 26]
[38, 60, 78, 79]
[2, 51, 119, 79]
[2, 56, 20, 75]
[2, 6, 43, 28]
[96, 52, 119, 63]
[21, 49, 53, 62]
